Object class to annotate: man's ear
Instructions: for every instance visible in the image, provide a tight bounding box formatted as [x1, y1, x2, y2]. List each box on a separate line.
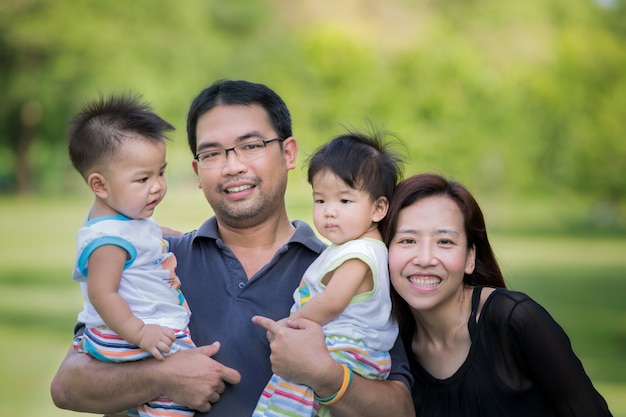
[191, 160, 203, 189]
[87, 172, 108, 199]
[372, 196, 389, 223]
[192, 159, 199, 176]
[282, 137, 298, 171]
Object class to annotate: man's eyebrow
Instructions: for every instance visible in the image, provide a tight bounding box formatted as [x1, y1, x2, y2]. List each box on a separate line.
[196, 131, 266, 151]
[238, 131, 265, 141]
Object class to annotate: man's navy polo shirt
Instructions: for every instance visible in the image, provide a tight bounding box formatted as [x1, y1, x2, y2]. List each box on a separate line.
[166, 217, 411, 417]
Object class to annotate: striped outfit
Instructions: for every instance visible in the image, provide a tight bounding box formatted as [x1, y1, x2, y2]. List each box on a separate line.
[78, 326, 195, 363]
[73, 215, 194, 417]
[252, 239, 398, 417]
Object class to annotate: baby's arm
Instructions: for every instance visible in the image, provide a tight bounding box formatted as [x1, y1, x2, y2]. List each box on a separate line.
[290, 258, 373, 326]
[87, 244, 175, 360]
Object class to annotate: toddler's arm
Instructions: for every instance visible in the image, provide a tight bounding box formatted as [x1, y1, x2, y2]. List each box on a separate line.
[87, 244, 175, 360]
[290, 258, 373, 326]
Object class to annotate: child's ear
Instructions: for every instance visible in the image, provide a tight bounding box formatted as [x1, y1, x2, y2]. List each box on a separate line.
[87, 172, 108, 199]
[372, 196, 389, 223]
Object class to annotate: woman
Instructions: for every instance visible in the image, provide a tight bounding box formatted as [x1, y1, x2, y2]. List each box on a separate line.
[381, 173, 612, 417]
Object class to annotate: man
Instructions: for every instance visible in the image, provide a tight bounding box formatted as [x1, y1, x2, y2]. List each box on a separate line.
[51, 80, 414, 417]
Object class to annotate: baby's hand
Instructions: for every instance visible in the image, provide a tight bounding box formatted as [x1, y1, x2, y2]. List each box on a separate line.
[169, 273, 181, 289]
[137, 324, 176, 360]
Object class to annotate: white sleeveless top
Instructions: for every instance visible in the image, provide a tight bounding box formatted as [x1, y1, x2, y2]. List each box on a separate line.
[73, 215, 190, 330]
[291, 238, 398, 351]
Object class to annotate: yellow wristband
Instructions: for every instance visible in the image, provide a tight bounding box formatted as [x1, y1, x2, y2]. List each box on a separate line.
[316, 364, 353, 406]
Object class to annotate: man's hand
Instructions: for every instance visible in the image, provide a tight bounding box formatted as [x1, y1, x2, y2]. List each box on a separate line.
[51, 341, 242, 414]
[159, 342, 241, 413]
[251, 315, 336, 386]
[251, 316, 414, 417]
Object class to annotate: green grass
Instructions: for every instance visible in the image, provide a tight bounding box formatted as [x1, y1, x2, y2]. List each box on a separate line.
[1, 192, 625, 416]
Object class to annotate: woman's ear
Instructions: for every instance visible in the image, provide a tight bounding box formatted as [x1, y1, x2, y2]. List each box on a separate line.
[465, 244, 476, 274]
[372, 196, 389, 223]
[87, 172, 108, 199]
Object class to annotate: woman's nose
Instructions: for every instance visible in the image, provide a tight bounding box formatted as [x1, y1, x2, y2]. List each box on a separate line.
[412, 244, 435, 266]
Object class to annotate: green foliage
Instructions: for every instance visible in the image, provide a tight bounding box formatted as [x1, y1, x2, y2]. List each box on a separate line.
[1, 0, 625, 230]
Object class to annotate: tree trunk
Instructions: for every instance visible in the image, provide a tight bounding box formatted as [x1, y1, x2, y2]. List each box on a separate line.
[15, 101, 42, 195]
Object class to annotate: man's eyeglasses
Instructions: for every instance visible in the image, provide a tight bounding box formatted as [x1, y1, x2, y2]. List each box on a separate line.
[194, 137, 285, 169]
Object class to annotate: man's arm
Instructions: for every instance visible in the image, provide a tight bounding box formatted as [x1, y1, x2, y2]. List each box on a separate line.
[50, 342, 241, 414]
[326, 370, 413, 417]
[252, 316, 415, 417]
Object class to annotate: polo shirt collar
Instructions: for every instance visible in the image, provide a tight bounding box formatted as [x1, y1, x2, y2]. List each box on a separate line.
[193, 217, 326, 254]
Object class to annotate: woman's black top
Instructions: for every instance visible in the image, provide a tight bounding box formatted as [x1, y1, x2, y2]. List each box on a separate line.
[407, 286, 613, 417]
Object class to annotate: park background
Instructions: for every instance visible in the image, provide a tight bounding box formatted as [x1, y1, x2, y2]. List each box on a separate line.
[1, 0, 625, 415]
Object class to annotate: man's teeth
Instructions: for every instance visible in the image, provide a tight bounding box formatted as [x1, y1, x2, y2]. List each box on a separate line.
[409, 277, 441, 287]
[227, 185, 253, 193]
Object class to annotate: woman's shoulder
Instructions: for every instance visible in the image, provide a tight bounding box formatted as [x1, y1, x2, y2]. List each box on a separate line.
[481, 287, 549, 325]
[476, 286, 530, 317]
[489, 287, 535, 306]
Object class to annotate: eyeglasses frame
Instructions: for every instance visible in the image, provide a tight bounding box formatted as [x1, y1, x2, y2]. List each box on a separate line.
[193, 137, 286, 168]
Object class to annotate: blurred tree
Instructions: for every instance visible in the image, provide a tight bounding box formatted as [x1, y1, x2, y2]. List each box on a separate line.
[0, 0, 274, 193]
[0, 0, 624, 229]
[518, 1, 626, 224]
[0, 0, 91, 194]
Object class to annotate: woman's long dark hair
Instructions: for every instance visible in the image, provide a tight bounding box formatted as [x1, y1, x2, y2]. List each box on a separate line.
[381, 173, 506, 341]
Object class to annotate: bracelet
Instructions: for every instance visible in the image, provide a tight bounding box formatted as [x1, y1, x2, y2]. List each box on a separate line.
[314, 364, 353, 406]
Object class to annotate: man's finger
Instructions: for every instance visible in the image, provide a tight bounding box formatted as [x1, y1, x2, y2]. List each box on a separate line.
[196, 341, 221, 357]
[222, 366, 242, 385]
[251, 315, 280, 333]
[195, 342, 241, 385]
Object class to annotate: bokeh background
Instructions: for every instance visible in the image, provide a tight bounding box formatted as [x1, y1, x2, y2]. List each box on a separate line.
[1, 0, 625, 415]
